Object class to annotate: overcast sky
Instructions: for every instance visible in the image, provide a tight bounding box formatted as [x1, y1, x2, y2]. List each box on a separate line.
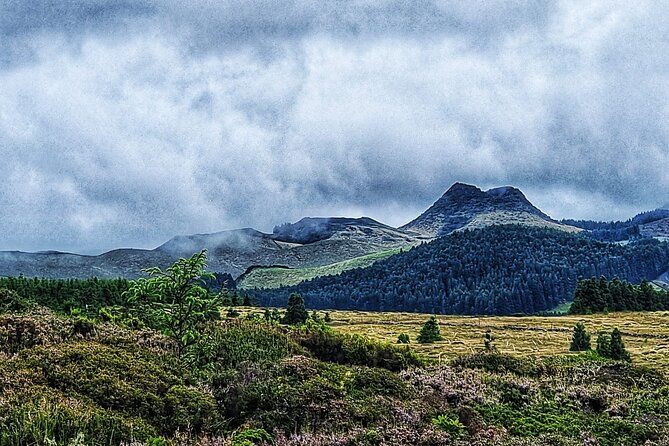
[1, 1, 668, 254]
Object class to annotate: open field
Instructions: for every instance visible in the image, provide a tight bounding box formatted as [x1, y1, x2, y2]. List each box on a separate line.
[238, 247, 403, 289]
[239, 307, 669, 368]
[326, 310, 669, 367]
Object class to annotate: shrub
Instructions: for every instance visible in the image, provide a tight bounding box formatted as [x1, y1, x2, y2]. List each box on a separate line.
[432, 414, 466, 438]
[163, 385, 219, 434]
[397, 333, 410, 344]
[232, 428, 272, 445]
[295, 325, 422, 371]
[0, 288, 36, 314]
[124, 250, 222, 356]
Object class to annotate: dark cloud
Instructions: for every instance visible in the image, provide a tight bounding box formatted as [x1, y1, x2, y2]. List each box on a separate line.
[0, 1, 667, 253]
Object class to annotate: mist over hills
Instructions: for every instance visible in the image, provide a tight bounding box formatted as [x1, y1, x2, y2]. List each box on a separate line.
[0, 183, 667, 284]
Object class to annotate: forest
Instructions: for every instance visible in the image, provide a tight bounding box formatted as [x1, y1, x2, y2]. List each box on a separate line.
[253, 226, 669, 315]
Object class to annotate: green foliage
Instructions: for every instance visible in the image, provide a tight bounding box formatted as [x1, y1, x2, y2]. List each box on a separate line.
[232, 428, 272, 445]
[397, 333, 410, 344]
[432, 414, 466, 437]
[0, 288, 36, 314]
[569, 322, 591, 352]
[124, 250, 221, 355]
[596, 333, 612, 359]
[596, 328, 631, 362]
[570, 277, 669, 314]
[226, 307, 241, 318]
[609, 328, 631, 362]
[417, 316, 442, 343]
[294, 324, 422, 371]
[0, 277, 130, 315]
[282, 293, 308, 325]
[189, 320, 303, 371]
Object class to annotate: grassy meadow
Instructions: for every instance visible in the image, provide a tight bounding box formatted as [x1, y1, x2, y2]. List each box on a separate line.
[240, 307, 669, 368]
[238, 248, 403, 289]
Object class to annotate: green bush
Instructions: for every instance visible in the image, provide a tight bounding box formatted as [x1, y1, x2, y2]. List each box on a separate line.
[232, 428, 273, 445]
[294, 325, 422, 371]
[17, 342, 181, 429]
[190, 320, 304, 370]
[0, 386, 156, 445]
[432, 414, 466, 438]
[163, 385, 219, 434]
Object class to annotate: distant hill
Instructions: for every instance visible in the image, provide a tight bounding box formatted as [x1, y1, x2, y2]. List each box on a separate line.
[401, 183, 578, 237]
[562, 209, 669, 241]
[0, 218, 425, 279]
[253, 225, 669, 315]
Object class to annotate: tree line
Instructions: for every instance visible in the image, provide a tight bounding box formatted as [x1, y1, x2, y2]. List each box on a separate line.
[569, 277, 669, 314]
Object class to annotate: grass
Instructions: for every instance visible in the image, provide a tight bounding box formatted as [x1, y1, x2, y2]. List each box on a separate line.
[236, 307, 669, 368]
[237, 248, 404, 289]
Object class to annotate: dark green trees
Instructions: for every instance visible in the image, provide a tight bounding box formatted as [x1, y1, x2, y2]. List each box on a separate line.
[569, 322, 591, 351]
[283, 293, 308, 325]
[609, 328, 631, 361]
[596, 327, 631, 362]
[570, 277, 669, 314]
[417, 316, 442, 343]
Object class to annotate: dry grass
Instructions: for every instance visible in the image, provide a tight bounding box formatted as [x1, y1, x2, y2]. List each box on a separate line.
[234, 307, 669, 367]
[324, 310, 669, 367]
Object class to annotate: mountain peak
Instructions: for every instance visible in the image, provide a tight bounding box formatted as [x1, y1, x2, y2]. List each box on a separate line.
[401, 183, 553, 237]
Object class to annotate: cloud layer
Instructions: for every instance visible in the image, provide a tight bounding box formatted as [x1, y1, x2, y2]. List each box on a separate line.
[1, 1, 668, 253]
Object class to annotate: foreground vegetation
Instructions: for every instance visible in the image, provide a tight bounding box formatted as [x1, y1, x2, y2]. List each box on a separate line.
[2, 252, 669, 445]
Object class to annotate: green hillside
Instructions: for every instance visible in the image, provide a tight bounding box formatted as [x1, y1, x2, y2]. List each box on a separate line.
[238, 247, 404, 289]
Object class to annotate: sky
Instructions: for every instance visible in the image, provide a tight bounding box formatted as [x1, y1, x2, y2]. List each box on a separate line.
[1, 0, 668, 254]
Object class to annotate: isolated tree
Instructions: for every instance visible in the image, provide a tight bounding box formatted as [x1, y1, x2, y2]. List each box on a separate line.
[324, 312, 332, 323]
[283, 293, 308, 325]
[417, 316, 442, 343]
[596, 333, 612, 358]
[124, 250, 220, 356]
[397, 333, 410, 344]
[569, 322, 591, 351]
[609, 327, 631, 362]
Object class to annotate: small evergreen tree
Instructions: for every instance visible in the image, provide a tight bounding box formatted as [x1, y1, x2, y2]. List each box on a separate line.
[324, 312, 332, 323]
[417, 316, 442, 343]
[569, 322, 591, 351]
[609, 327, 631, 362]
[310, 311, 322, 323]
[596, 333, 612, 358]
[397, 333, 410, 344]
[282, 293, 308, 325]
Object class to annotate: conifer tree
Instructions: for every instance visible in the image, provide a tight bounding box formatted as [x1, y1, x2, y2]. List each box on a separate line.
[417, 316, 442, 343]
[282, 293, 308, 325]
[569, 322, 591, 351]
[609, 327, 631, 362]
[596, 333, 612, 358]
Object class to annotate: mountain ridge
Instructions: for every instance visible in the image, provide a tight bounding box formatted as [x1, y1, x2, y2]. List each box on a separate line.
[0, 182, 662, 279]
